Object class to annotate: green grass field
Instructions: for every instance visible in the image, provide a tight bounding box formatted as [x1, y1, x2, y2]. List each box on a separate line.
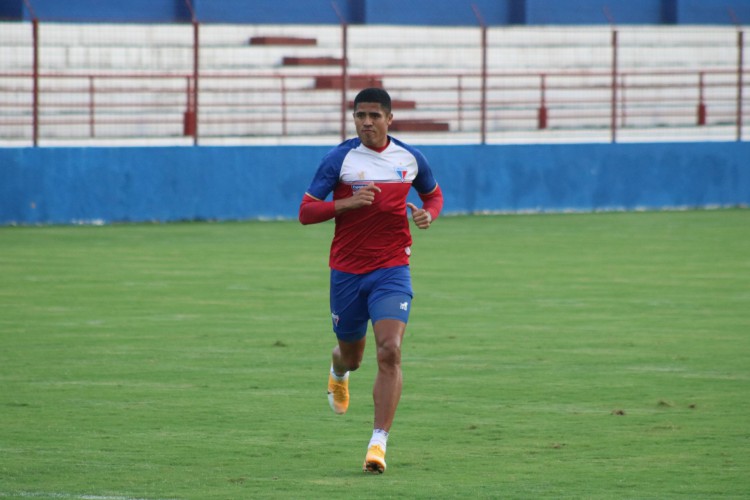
[1, 210, 749, 499]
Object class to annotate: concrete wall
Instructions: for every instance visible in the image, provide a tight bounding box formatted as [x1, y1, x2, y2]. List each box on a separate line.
[2, 0, 748, 25]
[1, 142, 748, 225]
[364, 0, 518, 25]
[3, 0, 192, 23]
[675, 0, 749, 24]
[192, 0, 363, 24]
[522, 0, 665, 24]
[427, 142, 750, 214]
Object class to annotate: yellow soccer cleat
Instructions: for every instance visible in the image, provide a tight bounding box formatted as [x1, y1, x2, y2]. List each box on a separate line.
[327, 372, 349, 414]
[363, 444, 387, 474]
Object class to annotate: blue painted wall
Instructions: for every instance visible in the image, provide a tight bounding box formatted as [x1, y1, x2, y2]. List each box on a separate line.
[675, 0, 750, 24]
[0, 0, 22, 19]
[364, 0, 516, 26]
[1, 143, 748, 225]
[0, 146, 317, 224]
[5, 0, 192, 23]
[193, 0, 364, 24]
[2, 0, 748, 25]
[524, 0, 665, 24]
[420, 142, 750, 214]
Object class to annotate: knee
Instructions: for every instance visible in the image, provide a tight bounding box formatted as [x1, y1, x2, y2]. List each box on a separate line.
[376, 342, 401, 368]
[334, 342, 364, 372]
[335, 347, 363, 372]
[344, 357, 363, 372]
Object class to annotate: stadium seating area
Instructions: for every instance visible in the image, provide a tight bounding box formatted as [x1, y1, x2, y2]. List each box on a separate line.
[0, 21, 745, 143]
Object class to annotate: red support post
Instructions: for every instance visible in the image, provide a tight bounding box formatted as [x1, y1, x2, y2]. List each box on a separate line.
[737, 30, 744, 141]
[620, 73, 627, 128]
[23, 0, 39, 146]
[192, 19, 199, 145]
[697, 71, 707, 126]
[729, 9, 744, 141]
[89, 76, 95, 137]
[610, 29, 618, 143]
[183, 76, 196, 137]
[332, 1, 348, 142]
[341, 22, 348, 141]
[538, 74, 548, 129]
[472, 4, 487, 144]
[281, 76, 288, 136]
[32, 17, 39, 147]
[183, 0, 199, 143]
[457, 75, 464, 132]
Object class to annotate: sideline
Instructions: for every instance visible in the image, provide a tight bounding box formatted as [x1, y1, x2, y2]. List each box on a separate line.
[0, 492, 180, 500]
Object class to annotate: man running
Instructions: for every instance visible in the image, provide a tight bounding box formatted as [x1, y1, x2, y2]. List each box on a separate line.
[299, 87, 444, 473]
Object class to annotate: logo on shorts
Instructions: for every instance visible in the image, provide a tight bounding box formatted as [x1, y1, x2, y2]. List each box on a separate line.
[331, 312, 340, 326]
[400, 302, 409, 311]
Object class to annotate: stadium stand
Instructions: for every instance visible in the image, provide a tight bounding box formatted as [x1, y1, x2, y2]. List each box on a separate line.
[0, 21, 745, 143]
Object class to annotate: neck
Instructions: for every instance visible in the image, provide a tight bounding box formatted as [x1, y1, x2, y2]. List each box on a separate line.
[364, 137, 390, 153]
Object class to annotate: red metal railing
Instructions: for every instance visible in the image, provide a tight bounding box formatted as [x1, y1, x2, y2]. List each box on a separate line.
[0, 16, 747, 145]
[1, 68, 748, 144]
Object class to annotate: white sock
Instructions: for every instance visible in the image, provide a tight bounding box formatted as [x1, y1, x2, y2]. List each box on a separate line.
[330, 365, 349, 381]
[369, 428, 389, 451]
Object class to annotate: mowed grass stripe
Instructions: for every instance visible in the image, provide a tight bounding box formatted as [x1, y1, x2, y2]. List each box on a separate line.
[1, 210, 748, 499]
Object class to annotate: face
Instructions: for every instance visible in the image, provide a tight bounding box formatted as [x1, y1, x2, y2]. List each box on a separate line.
[353, 102, 393, 149]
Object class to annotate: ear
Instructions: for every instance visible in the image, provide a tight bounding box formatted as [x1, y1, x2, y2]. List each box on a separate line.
[386, 112, 394, 126]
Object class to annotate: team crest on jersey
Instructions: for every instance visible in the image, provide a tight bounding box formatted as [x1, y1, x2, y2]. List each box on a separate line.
[394, 167, 408, 182]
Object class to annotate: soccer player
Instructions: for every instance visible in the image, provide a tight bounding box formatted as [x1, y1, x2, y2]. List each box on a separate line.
[299, 87, 444, 473]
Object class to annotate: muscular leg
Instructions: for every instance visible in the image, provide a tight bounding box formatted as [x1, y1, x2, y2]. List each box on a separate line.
[372, 319, 406, 432]
[332, 336, 366, 375]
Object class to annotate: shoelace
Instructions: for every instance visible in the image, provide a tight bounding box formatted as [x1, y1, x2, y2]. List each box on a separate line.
[368, 444, 384, 456]
[331, 380, 347, 399]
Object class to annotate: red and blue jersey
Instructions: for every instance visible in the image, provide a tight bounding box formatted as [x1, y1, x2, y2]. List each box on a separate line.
[300, 136, 443, 274]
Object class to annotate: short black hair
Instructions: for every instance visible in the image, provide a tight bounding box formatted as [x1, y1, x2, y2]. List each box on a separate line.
[353, 87, 392, 113]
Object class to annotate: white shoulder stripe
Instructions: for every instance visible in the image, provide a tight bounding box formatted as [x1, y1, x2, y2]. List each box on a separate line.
[340, 146, 419, 183]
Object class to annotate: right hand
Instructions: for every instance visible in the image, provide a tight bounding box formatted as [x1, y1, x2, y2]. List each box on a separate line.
[338, 182, 381, 212]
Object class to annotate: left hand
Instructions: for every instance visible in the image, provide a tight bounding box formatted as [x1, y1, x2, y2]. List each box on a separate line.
[407, 202, 432, 229]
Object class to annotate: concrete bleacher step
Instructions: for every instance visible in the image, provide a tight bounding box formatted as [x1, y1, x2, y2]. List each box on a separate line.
[314, 74, 383, 89]
[283, 56, 344, 66]
[390, 119, 450, 132]
[347, 99, 417, 110]
[249, 36, 317, 46]
[2, 23, 737, 73]
[251, 33, 345, 69]
[1, 22, 742, 140]
[251, 35, 340, 68]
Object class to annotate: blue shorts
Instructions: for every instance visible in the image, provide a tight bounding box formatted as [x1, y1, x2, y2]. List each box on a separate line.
[330, 265, 413, 343]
